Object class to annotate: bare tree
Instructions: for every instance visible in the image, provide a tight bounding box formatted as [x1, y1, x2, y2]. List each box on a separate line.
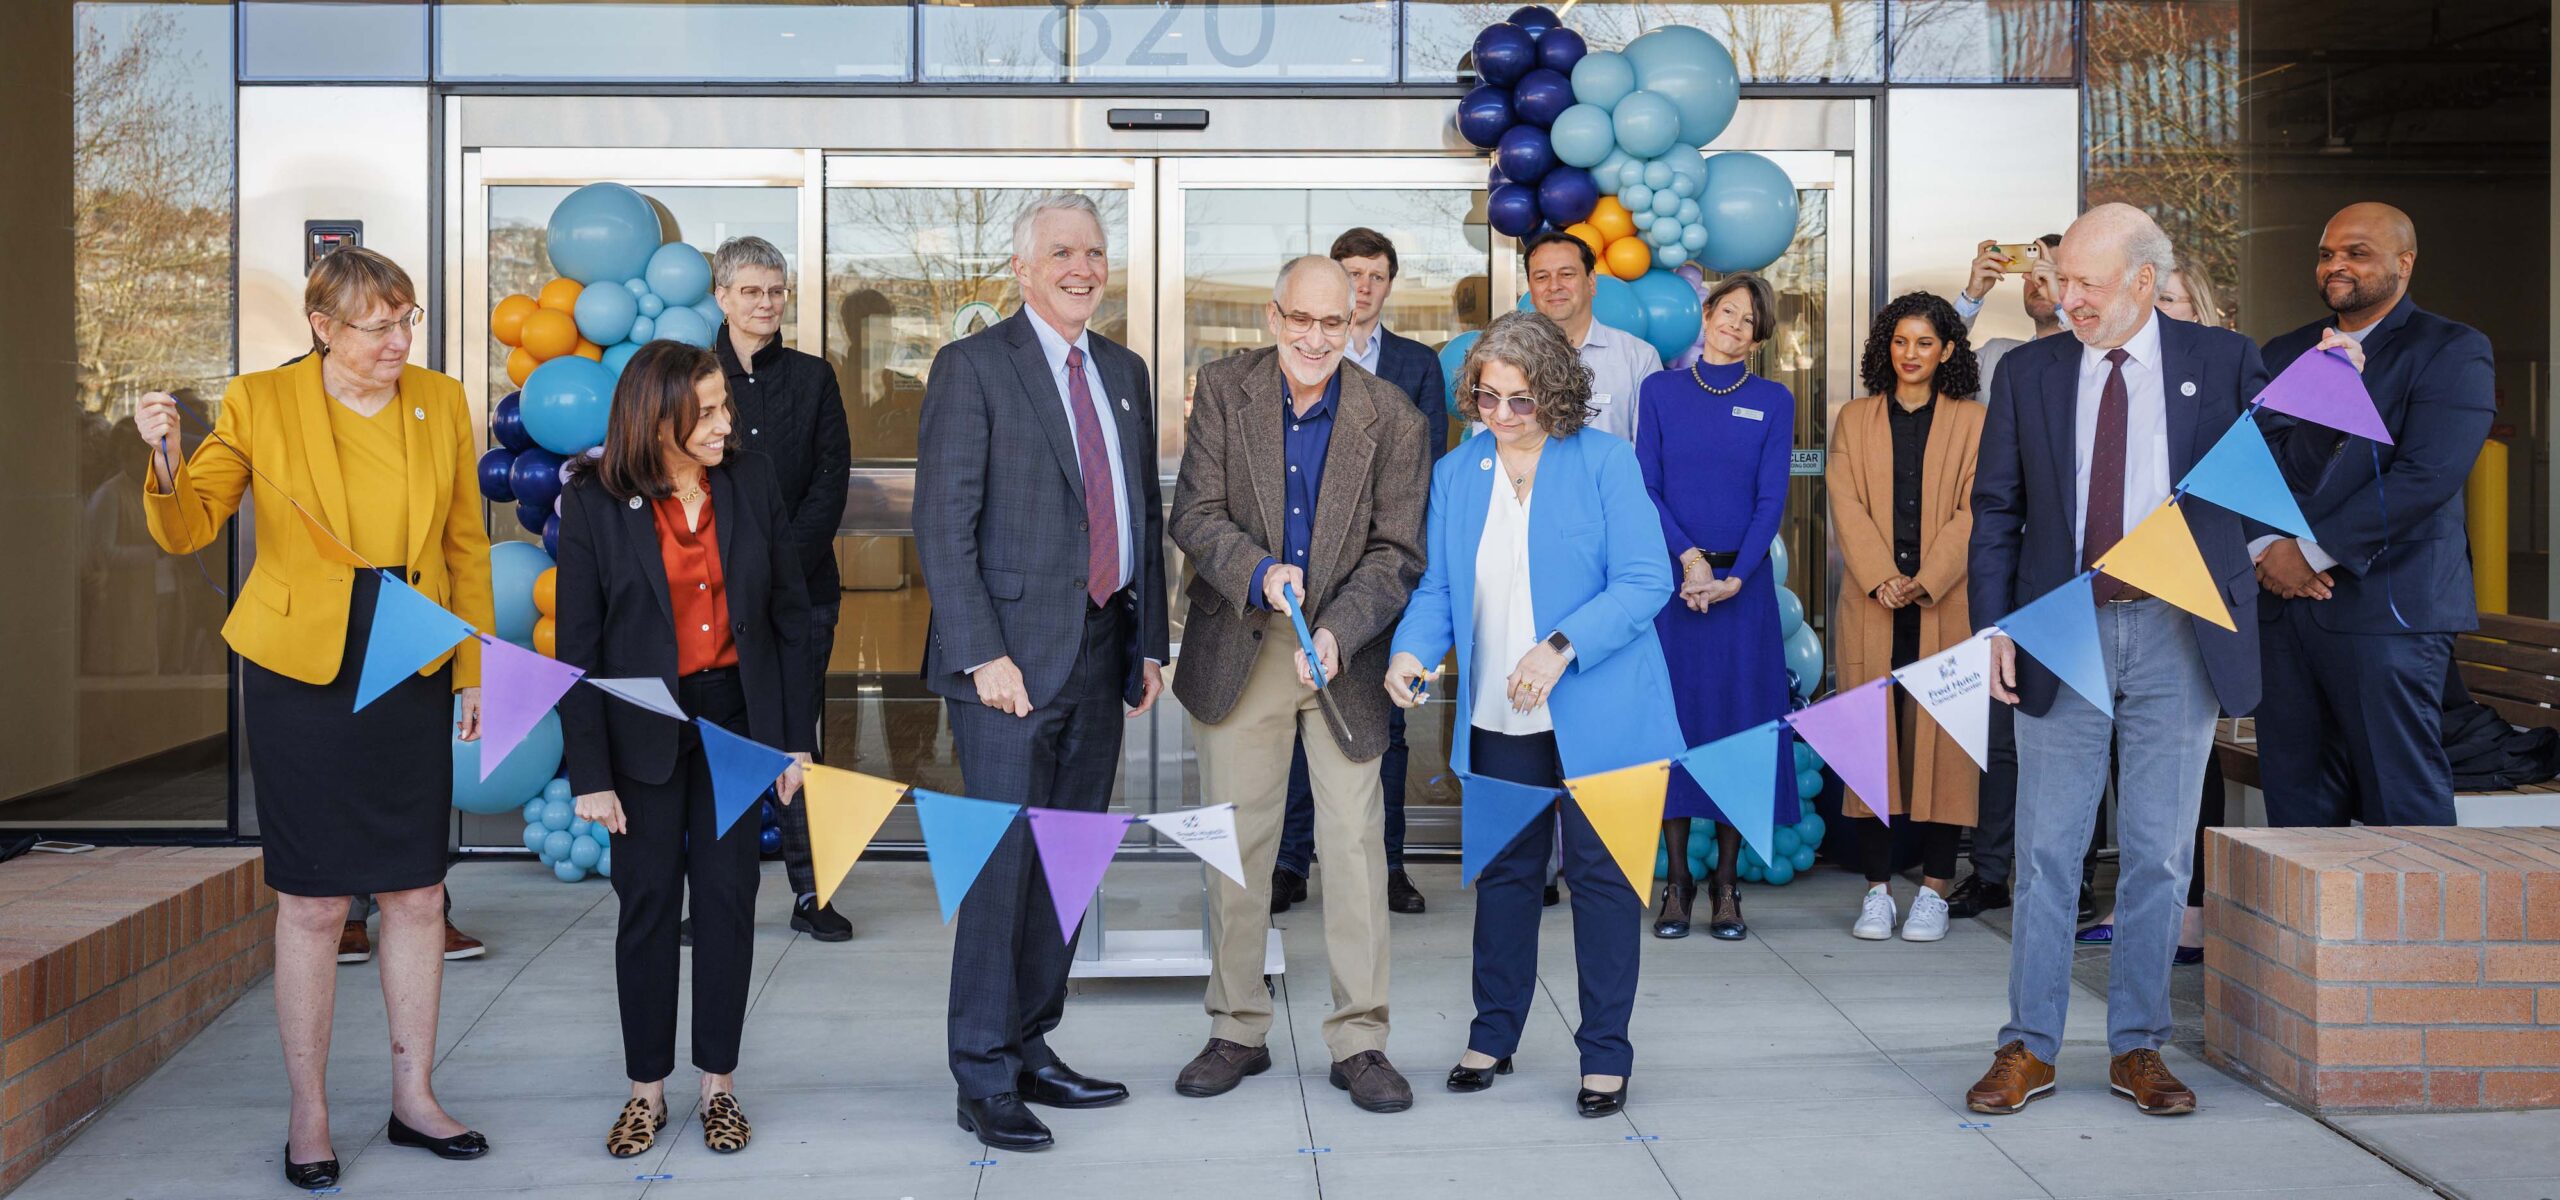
[2084, 1, 2244, 324]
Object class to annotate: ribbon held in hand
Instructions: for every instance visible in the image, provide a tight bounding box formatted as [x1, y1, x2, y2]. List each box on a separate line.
[1282, 581, 1326, 690]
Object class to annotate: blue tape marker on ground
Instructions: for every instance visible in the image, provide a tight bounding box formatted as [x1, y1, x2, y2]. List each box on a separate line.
[637, 1173, 675, 1181]
[1959, 1121, 1991, 1130]
[1298, 1146, 1333, 1154]
[1624, 1134, 1660, 1142]
[970, 1159, 998, 1167]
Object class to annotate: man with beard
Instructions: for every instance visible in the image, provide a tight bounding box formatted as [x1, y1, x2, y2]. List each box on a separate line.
[2252, 203, 2496, 827]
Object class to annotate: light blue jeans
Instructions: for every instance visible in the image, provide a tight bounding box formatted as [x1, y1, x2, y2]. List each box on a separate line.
[2000, 599, 2218, 1062]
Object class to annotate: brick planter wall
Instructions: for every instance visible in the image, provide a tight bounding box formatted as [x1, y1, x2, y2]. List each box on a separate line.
[0, 848, 273, 1193]
[2202, 826, 2560, 1113]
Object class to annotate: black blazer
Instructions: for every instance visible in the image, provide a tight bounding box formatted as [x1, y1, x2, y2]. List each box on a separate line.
[555, 451, 816, 796]
[1374, 327, 1451, 459]
[715, 326, 852, 601]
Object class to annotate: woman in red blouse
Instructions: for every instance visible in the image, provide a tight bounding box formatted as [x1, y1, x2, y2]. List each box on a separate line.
[554, 340, 816, 1158]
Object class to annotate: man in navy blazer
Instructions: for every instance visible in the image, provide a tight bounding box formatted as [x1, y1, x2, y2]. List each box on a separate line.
[1269, 228, 1451, 918]
[1965, 204, 2293, 1118]
[2253, 204, 2496, 827]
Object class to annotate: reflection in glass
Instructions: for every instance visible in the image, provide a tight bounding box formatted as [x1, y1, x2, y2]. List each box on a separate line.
[922, 0, 1395, 83]
[1887, 0, 2074, 83]
[438, 0, 909, 81]
[2085, 1, 2240, 329]
[1407, 1, 1884, 84]
[240, 0, 430, 81]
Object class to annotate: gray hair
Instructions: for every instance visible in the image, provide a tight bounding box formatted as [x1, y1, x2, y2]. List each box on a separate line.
[1012, 193, 1107, 263]
[1271, 255, 1350, 306]
[711, 236, 787, 289]
[1460, 312, 1597, 437]
[2124, 220, 2176, 288]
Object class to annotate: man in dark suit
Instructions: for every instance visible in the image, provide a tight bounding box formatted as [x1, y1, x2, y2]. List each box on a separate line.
[914, 194, 1168, 1153]
[1965, 204, 2288, 1119]
[1270, 228, 1450, 918]
[2253, 203, 2496, 828]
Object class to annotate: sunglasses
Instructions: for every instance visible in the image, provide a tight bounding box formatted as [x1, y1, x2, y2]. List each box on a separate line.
[1470, 387, 1539, 418]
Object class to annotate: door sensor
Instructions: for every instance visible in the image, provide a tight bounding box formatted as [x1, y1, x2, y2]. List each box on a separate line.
[1107, 108, 1209, 131]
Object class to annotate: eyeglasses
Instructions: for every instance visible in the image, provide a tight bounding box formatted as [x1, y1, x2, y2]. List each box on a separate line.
[1272, 304, 1350, 338]
[1471, 387, 1539, 418]
[340, 306, 423, 337]
[728, 285, 789, 305]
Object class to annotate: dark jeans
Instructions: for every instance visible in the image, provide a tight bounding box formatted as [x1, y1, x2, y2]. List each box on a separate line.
[1467, 726, 1639, 1076]
[1971, 702, 2017, 886]
[1277, 706, 1406, 875]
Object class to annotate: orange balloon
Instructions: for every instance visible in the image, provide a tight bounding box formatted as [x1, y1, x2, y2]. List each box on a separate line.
[506, 346, 539, 386]
[519, 308, 579, 360]
[1588, 197, 1635, 244]
[533, 568, 557, 617]
[1565, 222, 1607, 261]
[536, 278, 583, 313]
[532, 616, 557, 659]
[490, 294, 538, 348]
[572, 339, 604, 362]
[1604, 236, 1652, 280]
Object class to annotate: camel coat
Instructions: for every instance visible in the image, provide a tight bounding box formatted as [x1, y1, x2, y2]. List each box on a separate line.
[1827, 392, 1984, 824]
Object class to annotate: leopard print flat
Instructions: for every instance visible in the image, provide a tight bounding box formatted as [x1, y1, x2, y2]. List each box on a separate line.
[701, 1091, 751, 1153]
[605, 1098, 665, 1158]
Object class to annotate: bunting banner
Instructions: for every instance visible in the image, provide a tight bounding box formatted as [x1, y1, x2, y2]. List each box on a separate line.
[912, 790, 1023, 923]
[1892, 635, 1994, 772]
[694, 718, 793, 838]
[2094, 502, 2236, 631]
[803, 766, 907, 910]
[2178, 412, 2315, 539]
[476, 637, 585, 779]
[353, 572, 478, 712]
[2255, 346, 2393, 445]
[298, 507, 374, 568]
[1564, 760, 1673, 894]
[1456, 773, 1562, 887]
[586, 677, 687, 721]
[1994, 574, 2112, 716]
[1137, 805, 1246, 888]
[1786, 681, 1894, 825]
[1025, 808, 1133, 944]
[1673, 721, 1785, 870]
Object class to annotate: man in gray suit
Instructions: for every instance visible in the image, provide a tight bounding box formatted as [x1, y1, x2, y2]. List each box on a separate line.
[1167, 257, 1429, 1113]
[915, 193, 1169, 1153]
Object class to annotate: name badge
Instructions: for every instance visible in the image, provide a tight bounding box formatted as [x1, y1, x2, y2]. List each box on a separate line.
[1732, 406, 1765, 421]
[1589, 392, 1613, 408]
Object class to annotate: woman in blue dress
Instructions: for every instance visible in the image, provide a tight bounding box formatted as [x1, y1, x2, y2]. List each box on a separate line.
[1636, 273, 1797, 941]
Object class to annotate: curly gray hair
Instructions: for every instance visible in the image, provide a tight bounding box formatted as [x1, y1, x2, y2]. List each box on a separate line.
[1459, 312, 1596, 437]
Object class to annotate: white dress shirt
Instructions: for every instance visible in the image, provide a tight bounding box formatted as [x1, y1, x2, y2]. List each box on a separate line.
[1025, 309, 1134, 594]
[1471, 472, 1553, 736]
[2072, 310, 2173, 563]
[2247, 321, 2367, 573]
[1348, 324, 1385, 376]
[1576, 320, 1663, 443]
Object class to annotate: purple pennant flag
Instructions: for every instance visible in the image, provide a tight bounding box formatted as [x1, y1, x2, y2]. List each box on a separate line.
[476, 637, 584, 780]
[1785, 681, 1895, 826]
[2254, 347, 2393, 445]
[1023, 808, 1131, 945]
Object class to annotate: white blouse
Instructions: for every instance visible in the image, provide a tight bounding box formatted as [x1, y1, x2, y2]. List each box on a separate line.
[1471, 468, 1553, 736]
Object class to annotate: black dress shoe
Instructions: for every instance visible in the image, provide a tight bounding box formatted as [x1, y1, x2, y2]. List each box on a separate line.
[1542, 883, 1562, 907]
[282, 1143, 339, 1189]
[1707, 884, 1748, 941]
[1387, 869, 1427, 914]
[1271, 867, 1309, 914]
[1445, 1056, 1513, 1092]
[385, 1113, 489, 1160]
[790, 896, 853, 942]
[957, 1091, 1053, 1152]
[1018, 1060, 1128, 1108]
[679, 916, 692, 947]
[1652, 881, 1696, 940]
[2078, 882, 2099, 924]
[1945, 875, 2011, 918]
[1576, 1080, 1628, 1118]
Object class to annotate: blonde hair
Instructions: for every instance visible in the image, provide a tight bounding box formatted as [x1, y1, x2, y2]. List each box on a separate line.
[305, 247, 417, 354]
[2169, 266, 2227, 329]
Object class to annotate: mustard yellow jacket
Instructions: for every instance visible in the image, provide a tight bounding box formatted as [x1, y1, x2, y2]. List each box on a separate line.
[144, 354, 496, 689]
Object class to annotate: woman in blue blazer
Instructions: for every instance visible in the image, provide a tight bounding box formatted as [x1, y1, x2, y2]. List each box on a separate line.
[1387, 312, 1687, 1117]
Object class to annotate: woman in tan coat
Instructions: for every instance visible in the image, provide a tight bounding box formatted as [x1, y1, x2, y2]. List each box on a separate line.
[1826, 292, 1984, 944]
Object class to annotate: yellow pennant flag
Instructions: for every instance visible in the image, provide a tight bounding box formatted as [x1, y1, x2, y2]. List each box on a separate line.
[2093, 501, 2235, 631]
[296, 505, 374, 568]
[802, 765, 907, 909]
[1564, 760, 1673, 894]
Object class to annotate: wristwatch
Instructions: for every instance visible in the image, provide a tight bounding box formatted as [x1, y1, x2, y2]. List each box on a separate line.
[1544, 630, 1575, 661]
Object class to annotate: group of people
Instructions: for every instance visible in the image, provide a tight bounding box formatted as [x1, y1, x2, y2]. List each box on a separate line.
[129, 180, 2493, 1186]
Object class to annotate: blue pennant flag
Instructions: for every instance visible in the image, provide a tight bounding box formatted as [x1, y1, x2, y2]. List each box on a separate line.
[1458, 773, 1561, 887]
[354, 571, 478, 712]
[694, 719, 793, 839]
[1674, 721, 1785, 869]
[1995, 575, 2112, 717]
[2180, 412, 2314, 539]
[912, 789, 1024, 923]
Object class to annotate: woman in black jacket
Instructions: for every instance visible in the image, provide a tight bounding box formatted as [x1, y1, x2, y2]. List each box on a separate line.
[556, 340, 815, 1158]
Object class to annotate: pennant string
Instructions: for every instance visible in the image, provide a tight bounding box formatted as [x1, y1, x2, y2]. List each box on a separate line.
[160, 391, 380, 572]
[2371, 442, 2411, 630]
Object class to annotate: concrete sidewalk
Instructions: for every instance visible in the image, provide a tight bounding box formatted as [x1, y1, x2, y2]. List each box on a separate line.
[3, 857, 2522, 1199]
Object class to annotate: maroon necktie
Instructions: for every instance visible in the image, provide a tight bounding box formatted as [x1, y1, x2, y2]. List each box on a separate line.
[2084, 347, 2131, 604]
[1065, 345, 1120, 608]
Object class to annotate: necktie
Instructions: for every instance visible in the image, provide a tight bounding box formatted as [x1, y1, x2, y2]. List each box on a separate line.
[2085, 347, 2131, 604]
[1064, 345, 1120, 608]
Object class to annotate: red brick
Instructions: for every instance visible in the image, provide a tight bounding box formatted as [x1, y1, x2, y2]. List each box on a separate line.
[2313, 1027, 2423, 1066]
[2491, 873, 2528, 940]
[2370, 986, 2536, 1025]
[2363, 873, 2402, 941]
[2314, 944, 2483, 984]
[2490, 946, 2560, 983]
[2429, 1069, 2485, 1107]
[2486, 1072, 2560, 1107]
[2530, 873, 2560, 941]
[2444, 873, 2485, 941]
[2318, 869, 2360, 939]
[2542, 988, 2560, 1023]
[2403, 873, 2444, 942]
[2428, 1029, 2560, 1067]
[2308, 1068, 2425, 1108]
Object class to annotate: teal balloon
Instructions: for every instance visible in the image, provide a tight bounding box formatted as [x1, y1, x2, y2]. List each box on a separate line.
[540, 795, 572, 831]
[1770, 533, 1791, 583]
[1698, 151, 1802, 273]
[1626, 269, 1703, 362]
[1569, 50, 1636, 110]
[522, 799, 545, 825]
[1436, 330, 1481, 414]
[652, 304, 714, 349]
[1774, 826, 1802, 858]
[1763, 856, 1795, 885]
[1610, 91, 1680, 159]
[591, 820, 612, 845]
[596, 847, 612, 878]
[1620, 182, 1653, 214]
[1796, 765, 1823, 800]
[1739, 858, 1764, 883]
[602, 339, 642, 377]
[1799, 812, 1826, 844]
[1590, 275, 1645, 340]
[1777, 586, 1805, 636]
[541, 830, 574, 863]
[519, 355, 614, 456]
[521, 822, 548, 854]
[453, 708, 561, 814]
[1701, 838, 1719, 870]
[569, 817, 592, 839]
[1792, 845, 1816, 872]
[544, 777, 573, 804]
[1783, 622, 1825, 697]
[571, 279, 638, 345]
[1549, 105, 1617, 168]
[645, 242, 712, 307]
[490, 540, 555, 646]
[1623, 26, 1741, 146]
[569, 837, 602, 869]
[1793, 740, 1820, 773]
[546, 183, 661, 284]
[553, 860, 587, 883]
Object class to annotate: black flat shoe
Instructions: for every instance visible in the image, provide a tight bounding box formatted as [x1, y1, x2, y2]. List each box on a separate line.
[1576, 1081, 1628, 1118]
[1387, 869, 1427, 914]
[1652, 881, 1697, 939]
[957, 1091, 1053, 1152]
[282, 1143, 339, 1189]
[1542, 883, 1562, 907]
[1445, 1056, 1513, 1093]
[1017, 1060, 1128, 1108]
[1708, 884, 1748, 941]
[386, 1113, 489, 1160]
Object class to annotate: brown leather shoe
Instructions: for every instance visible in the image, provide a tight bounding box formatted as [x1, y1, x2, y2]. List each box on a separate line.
[442, 919, 486, 961]
[1175, 1038, 1272, 1098]
[336, 921, 372, 965]
[2110, 1048, 2197, 1115]
[1328, 1050, 1413, 1113]
[1965, 1040, 2056, 1114]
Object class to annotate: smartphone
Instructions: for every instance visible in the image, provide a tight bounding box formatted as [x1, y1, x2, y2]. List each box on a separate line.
[30, 840, 96, 854]
[1994, 242, 2043, 273]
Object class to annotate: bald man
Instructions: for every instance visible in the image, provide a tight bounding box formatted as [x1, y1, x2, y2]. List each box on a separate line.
[1967, 204, 2275, 1118]
[2252, 204, 2497, 827]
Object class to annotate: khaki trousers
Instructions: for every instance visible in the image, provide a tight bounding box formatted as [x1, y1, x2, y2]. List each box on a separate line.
[1194, 630, 1391, 1059]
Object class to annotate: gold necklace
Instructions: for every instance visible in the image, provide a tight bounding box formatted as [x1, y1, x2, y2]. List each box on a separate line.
[674, 473, 706, 503]
[1691, 360, 1751, 396]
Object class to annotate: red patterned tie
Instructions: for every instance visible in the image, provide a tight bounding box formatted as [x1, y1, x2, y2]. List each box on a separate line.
[2084, 347, 2131, 604]
[1065, 345, 1120, 608]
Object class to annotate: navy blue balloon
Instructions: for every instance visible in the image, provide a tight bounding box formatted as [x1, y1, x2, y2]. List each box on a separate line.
[515, 501, 548, 536]
[476, 447, 517, 504]
[1508, 5, 1560, 38]
[1537, 165, 1599, 227]
[758, 824, 783, 855]
[1494, 124, 1555, 185]
[491, 392, 532, 453]
[1472, 23, 1536, 87]
[1488, 183, 1542, 238]
[1456, 85, 1516, 150]
[1510, 68, 1574, 128]
[1536, 25, 1587, 74]
[507, 446, 565, 514]
[543, 513, 561, 559]
[1489, 163, 1510, 193]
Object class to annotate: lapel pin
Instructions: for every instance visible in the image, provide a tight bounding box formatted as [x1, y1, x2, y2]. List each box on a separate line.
[628, 496, 643, 510]
[2180, 381, 2197, 397]
[413, 406, 425, 420]
[1479, 457, 1493, 470]
[1120, 397, 1131, 411]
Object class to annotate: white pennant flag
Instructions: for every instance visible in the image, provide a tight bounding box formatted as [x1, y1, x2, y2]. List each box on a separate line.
[1138, 804, 1246, 887]
[1891, 635, 1994, 772]
[586, 676, 687, 721]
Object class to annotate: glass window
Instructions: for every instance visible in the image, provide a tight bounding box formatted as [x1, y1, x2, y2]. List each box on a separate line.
[437, 0, 910, 81]
[1406, 1, 1883, 85]
[240, 0, 429, 81]
[920, 0, 1394, 83]
[1888, 0, 2074, 83]
[2084, 1, 2239, 326]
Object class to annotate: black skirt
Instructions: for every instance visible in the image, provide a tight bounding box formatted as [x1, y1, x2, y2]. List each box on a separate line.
[241, 568, 453, 897]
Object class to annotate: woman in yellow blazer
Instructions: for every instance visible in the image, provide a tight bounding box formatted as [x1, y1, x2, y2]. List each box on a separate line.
[133, 248, 494, 1188]
[1826, 292, 1985, 946]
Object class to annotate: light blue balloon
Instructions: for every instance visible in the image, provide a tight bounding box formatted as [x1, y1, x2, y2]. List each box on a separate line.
[1549, 104, 1617, 169]
[452, 707, 562, 814]
[541, 830, 574, 863]
[1675, 199, 1702, 226]
[1699, 151, 1803, 273]
[1670, 175, 1700, 199]
[1793, 740, 1819, 773]
[1650, 188, 1681, 217]
[521, 822, 548, 854]
[596, 847, 612, 878]
[652, 305, 713, 349]
[520, 355, 615, 456]
[1799, 812, 1825, 844]
[569, 816, 593, 840]
[544, 777, 573, 804]
[546, 183, 662, 285]
[1620, 182, 1654, 214]
[1610, 90, 1680, 159]
[1568, 50, 1636, 111]
[1632, 210, 1656, 232]
[691, 296, 723, 326]
[1623, 26, 1742, 147]
[540, 795, 573, 832]
[1774, 826, 1802, 858]
[1783, 622, 1825, 697]
[553, 860, 587, 883]
[1648, 218, 1683, 247]
[490, 540, 556, 646]
[623, 277, 649, 296]
[1797, 765, 1824, 800]
[627, 316, 655, 344]
[569, 838, 602, 869]
[1682, 224, 1710, 252]
[1777, 586, 1805, 636]
[1436, 330, 1481, 415]
[1763, 856, 1796, 885]
[637, 292, 665, 318]
[1656, 244, 1689, 270]
[644, 242, 712, 307]
[1627, 268, 1703, 362]
[1643, 160, 1673, 190]
[590, 820, 612, 845]
[1792, 845, 1817, 872]
[571, 279, 638, 346]
[1665, 143, 1708, 189]
[1595, 148, 1632, 184]
[602, 340, 642, 378]
[1590, 275, 1645, 341]
[1770, 533, 1791, 582]
[1617, 161, 1647, 192]
[523, 799, 545, 825]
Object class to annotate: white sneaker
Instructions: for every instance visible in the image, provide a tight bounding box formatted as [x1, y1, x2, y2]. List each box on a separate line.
[1852, 887, 1898, 940]
[1903, 887, 1950, 942]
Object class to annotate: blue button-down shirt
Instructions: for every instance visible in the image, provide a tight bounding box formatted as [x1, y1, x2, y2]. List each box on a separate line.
[1248, 366, 1342, 609]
